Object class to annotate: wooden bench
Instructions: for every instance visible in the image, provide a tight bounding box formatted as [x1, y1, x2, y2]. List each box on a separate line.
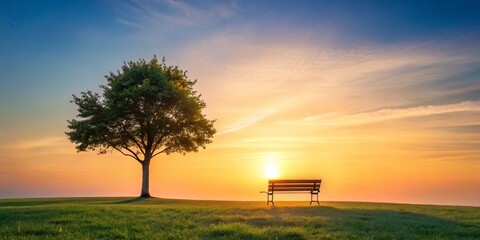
[260, 179, 321, 206]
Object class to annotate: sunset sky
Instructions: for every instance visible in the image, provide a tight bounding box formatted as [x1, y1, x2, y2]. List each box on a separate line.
[1, 0, 480, 206]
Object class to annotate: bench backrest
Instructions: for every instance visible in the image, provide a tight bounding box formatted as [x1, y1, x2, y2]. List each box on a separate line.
[268, 179, 321, 192]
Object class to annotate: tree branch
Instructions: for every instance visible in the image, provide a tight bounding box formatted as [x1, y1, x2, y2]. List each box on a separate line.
[133, 114, 148, 150]
[112, 146, 142, 164]
[138, 122, 148, 150]
[123, 145, 143, 160]
[151, 133, 168, 155]
[152, 146, 172, 158]
[129, 136, 146, 155]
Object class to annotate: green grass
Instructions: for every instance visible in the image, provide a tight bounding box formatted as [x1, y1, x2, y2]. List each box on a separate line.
[0, 198, 479, 239]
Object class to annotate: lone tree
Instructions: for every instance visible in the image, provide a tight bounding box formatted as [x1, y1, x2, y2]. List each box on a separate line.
[66, 56, 216, 197]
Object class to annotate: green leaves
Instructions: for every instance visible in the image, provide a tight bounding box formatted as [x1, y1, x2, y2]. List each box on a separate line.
[66, 56, 216, 162]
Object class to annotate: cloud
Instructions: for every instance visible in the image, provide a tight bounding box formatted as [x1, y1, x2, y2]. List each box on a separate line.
[177, 31, 480, 135]
[6, 137, 67, 150]
[280, 101, 480, 127]
[114, 0, 236, 30]
[242, 136, 372, 144]
[116, 18, 145, 30]
[220, 108, 276, 134]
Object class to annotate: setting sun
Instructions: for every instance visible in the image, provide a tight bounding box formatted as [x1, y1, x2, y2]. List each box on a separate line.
[264, 165, 278, 179]
[263, 152, 280, 179]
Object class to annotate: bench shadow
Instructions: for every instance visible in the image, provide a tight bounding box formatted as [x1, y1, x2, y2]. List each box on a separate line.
[255, 205, 480, 239]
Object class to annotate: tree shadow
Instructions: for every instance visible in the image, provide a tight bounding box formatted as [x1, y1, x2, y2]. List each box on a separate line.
[105, 197, 149, 204]
[103, 197, 179, 205]
[0, 197, 181, 206]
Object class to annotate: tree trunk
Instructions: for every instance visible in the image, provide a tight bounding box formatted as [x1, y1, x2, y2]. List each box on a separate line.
[140, 159, 151, 198]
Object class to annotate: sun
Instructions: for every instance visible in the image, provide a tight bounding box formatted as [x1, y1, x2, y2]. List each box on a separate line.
[263, 152, 280, 179]
[264, 165, 278, 179]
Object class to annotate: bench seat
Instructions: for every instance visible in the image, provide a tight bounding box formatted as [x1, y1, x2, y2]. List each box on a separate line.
[261, 179, 321, 206]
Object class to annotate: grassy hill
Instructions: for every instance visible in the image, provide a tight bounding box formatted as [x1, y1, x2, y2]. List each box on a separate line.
[0, 197, 479, 239]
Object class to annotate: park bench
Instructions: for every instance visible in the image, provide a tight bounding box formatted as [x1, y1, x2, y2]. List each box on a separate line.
[260, 179, 321, 206]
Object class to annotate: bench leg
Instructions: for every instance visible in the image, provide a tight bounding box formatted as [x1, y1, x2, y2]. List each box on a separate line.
[267, 192, 274, 206]
[310, 192, 319, 205]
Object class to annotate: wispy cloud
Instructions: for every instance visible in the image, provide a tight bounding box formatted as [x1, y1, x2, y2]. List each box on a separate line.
[6, 137, 67, 150]
[220, 108, 276, 134]
[177, 31, 480, 135]
[242, 136, 374, 144]
[116, 18, 145, 30]
[114, 0, 236, 30]
[280, 101, 480, 127]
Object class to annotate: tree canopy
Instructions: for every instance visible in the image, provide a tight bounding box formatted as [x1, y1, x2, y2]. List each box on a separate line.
[66, 56, 216, 197]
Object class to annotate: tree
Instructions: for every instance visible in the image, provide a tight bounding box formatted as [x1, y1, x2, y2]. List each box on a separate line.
[66, 56, 216, 197]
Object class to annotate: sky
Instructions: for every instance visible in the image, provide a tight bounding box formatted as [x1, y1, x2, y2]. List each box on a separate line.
[1, 0, 480, 206]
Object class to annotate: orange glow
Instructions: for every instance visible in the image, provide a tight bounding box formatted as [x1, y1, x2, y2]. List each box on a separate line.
[1, 122, 480, 206]
[1, 38, 480, 207]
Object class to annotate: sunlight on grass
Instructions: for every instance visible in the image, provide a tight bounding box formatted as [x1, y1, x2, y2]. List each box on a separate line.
[0, 198, 479, 239]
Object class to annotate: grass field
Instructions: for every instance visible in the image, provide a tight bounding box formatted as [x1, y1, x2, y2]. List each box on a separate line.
[0, 197, 479, 239]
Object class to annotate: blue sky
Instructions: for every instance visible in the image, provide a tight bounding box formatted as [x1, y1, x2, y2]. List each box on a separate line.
[3, 0, 479, 137]
[1, 1, 480, 204]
